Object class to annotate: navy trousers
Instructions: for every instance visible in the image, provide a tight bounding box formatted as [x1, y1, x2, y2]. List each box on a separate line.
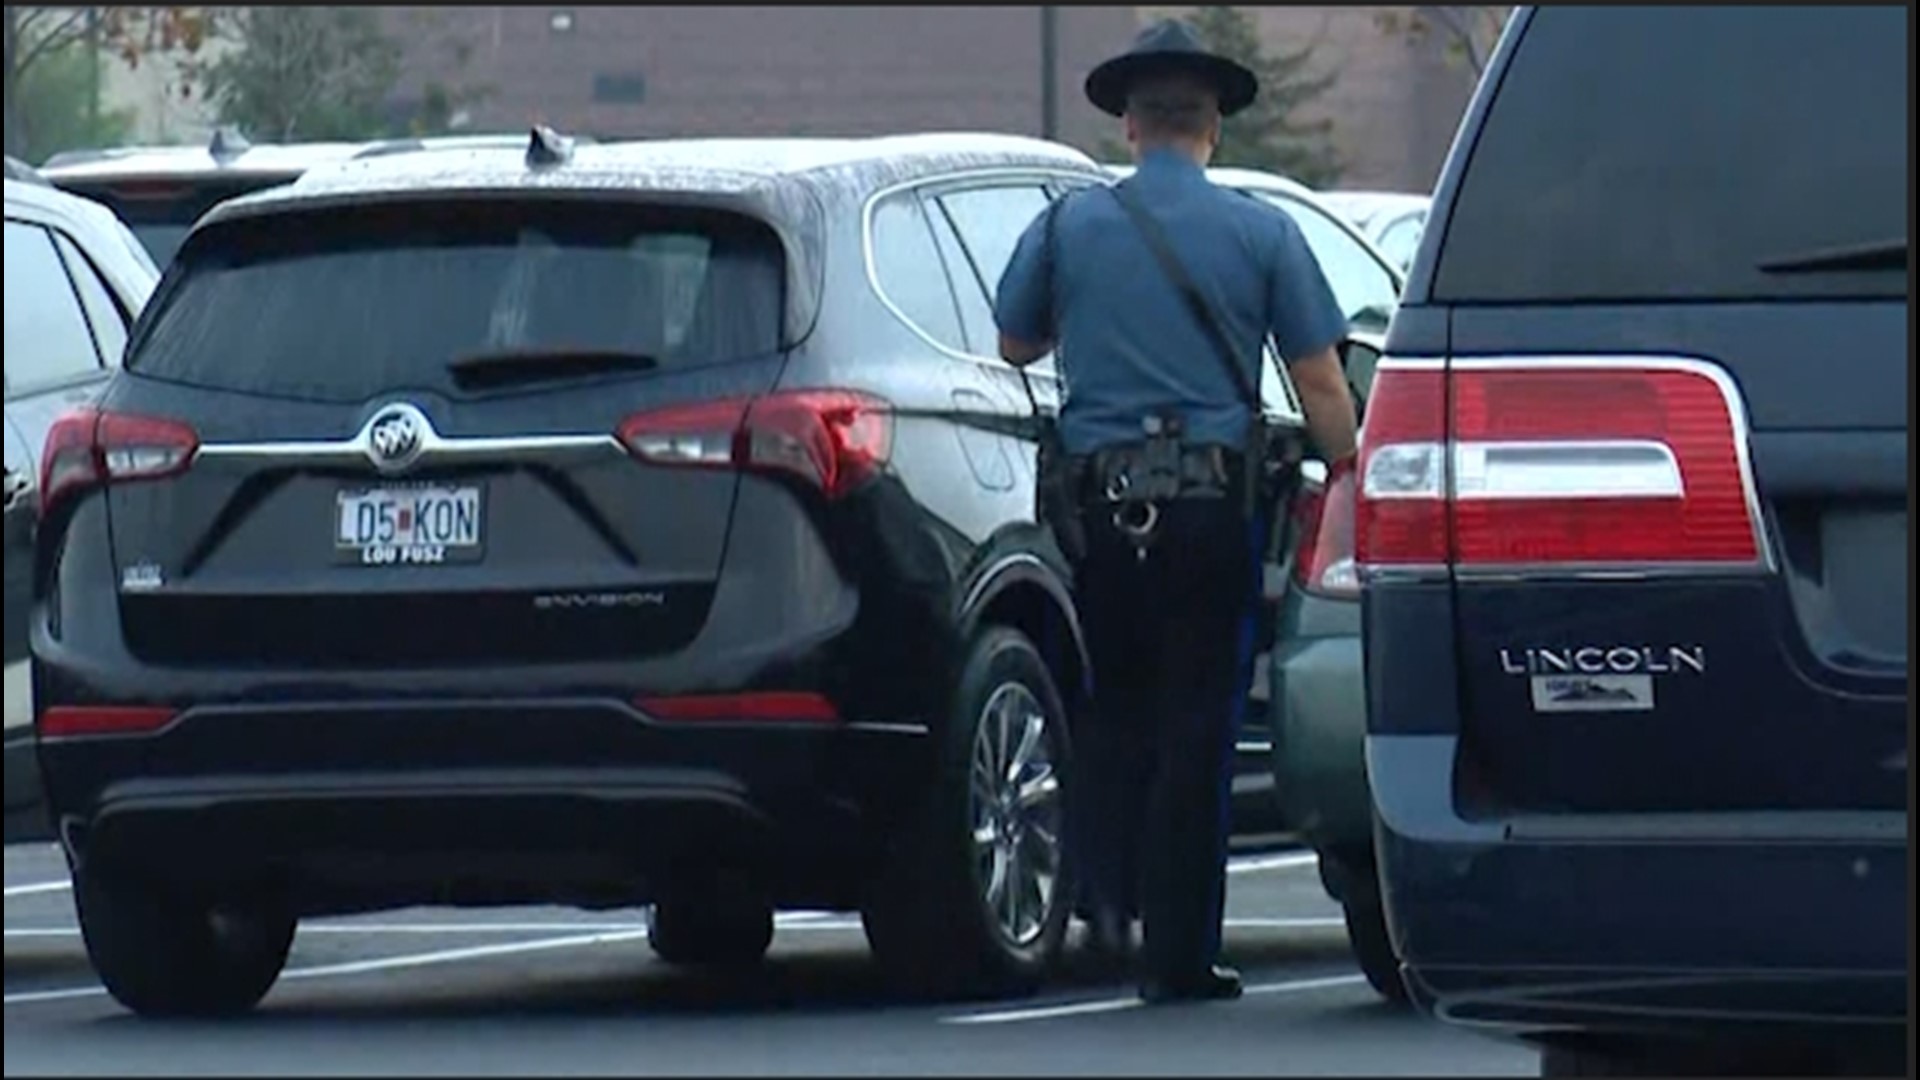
[1069, 494, 1263, 980]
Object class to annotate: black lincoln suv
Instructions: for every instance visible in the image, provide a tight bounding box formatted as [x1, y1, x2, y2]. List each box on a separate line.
[1360, 6, 1907, 1075]
[31, 131, 1225, 1017]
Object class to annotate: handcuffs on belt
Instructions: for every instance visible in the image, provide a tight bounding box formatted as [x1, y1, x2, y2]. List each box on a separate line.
[1087, 413, 1236, 560]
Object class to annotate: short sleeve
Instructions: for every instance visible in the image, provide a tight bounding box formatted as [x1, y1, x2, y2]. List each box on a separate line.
[1266, 213, 1349, 363]
[993, 207, 1054, 345]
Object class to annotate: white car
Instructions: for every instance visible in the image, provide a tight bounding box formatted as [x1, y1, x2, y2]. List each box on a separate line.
[5, 176, 159, 839]
[1318, 190, 1430, 272]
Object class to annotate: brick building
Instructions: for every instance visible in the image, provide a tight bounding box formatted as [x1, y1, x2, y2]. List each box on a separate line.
[380, 5, 1477, 192]
[378, 6, 1134, 157]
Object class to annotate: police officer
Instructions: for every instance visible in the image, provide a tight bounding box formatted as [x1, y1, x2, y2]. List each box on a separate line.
[995, 19, 1360, 1004]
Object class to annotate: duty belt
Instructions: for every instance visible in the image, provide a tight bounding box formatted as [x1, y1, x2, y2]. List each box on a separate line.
[1075, 438, 1243, 556]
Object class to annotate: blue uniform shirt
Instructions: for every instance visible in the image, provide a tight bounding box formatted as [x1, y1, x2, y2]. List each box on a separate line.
[995, 149, 1349, 455]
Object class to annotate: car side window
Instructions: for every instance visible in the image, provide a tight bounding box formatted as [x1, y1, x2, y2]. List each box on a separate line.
[869, 193, 969, 354]
[924, 200, 1000, 356]
[1258, 193, 1401, 328]
[934, 184, 1052, 308]
[3, 220, 106, 395]
[53, 231, 132, 367]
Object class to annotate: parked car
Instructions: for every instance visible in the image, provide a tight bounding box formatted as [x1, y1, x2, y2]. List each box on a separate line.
[4, 176, 159, 843]
[40, 130, 372, 269]
[6, 155, 49, 184]
[42, 131, 607, 270]
[31, 131, 1335, 1017]
[1360, 6, 1906, 1074]
[1319, 191, 1429, 273]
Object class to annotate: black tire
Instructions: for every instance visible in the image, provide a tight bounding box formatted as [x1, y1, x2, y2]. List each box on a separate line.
[862, 625, 1073, 1000]
[73, 863, 294, 1019]
[646, 888, 775, 970]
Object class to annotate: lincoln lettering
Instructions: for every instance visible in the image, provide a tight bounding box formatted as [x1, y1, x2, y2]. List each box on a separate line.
[1500, 645, 1706, 677]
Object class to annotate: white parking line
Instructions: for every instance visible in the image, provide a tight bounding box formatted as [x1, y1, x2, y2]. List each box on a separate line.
[278, 929, 652, 982]
[943, 973, 1368, 1026]
[1227, 851, 1319, 875]
[2, 881, 70, 899]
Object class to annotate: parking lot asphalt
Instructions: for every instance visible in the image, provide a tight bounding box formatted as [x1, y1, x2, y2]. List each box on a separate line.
[4, 842, 1536, 1077]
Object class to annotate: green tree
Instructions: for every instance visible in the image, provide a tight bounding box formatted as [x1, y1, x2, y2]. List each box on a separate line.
[192, 6, 401, 141]
[4, 6, 213, 158]
[1100, 8, 1343, 187]
[1373, 6, 1512, 79]
[10, 35, 132, 162]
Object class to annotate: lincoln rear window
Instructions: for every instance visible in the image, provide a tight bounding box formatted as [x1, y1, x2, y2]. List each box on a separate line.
[128, 201, 787, 402]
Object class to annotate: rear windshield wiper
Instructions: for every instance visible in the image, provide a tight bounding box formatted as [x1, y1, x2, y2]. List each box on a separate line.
[1757, 238, 1907, 275]
[447, 349, 660, 390]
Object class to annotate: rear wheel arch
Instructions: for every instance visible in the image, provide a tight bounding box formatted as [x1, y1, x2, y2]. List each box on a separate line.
[960, 560, 1089, 732]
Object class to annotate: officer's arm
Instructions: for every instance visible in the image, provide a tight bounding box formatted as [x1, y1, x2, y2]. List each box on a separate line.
[994, 213, 1055, 368]
[1268, 218, 1360, 462]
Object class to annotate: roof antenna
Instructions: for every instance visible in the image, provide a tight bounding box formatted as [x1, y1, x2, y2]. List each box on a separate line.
[209, 125, 251, 164]
[526, 124, 574, 168]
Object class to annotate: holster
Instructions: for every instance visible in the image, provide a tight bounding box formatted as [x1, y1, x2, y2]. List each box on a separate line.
[1033, 415, 1089, 561]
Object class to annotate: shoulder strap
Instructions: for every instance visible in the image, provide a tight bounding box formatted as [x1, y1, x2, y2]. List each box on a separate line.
[1109, 181, 1261, 412]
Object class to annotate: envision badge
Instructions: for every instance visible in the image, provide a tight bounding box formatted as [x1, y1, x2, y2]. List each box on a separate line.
[533, 592, 667, 611]
[365, 404, 430, 474]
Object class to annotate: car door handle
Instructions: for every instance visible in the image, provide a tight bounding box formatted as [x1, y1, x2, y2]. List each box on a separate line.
[3, 473, 28, 513]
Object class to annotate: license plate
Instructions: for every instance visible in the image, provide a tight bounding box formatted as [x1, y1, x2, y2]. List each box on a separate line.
[335, 485, 483, 566]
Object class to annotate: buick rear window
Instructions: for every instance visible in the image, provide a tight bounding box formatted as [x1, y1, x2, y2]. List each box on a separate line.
[1434, 6, 1908, 303]
[129, 201, 786, 402]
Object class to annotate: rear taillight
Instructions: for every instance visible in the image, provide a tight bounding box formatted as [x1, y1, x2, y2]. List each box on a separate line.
[1290, 459, 1359, 598]
[39, 410, 200, 521]
[617, 390, 892, 501]
[38, 706, 178, 739]
[1355, 358, 1765, 574]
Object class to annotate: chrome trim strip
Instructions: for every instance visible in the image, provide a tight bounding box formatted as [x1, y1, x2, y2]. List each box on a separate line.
[846, 721, 931, 737]
[1372, 356, 1446, 372]
[960, 552, 1050, 617]
[860, 165, 1107, 381]
[193, 404, 624, 472]
[1451, 439, 1683, 501]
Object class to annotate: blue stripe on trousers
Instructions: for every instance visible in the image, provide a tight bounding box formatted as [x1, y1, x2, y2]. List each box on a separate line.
[1202, 513, 1268, 962]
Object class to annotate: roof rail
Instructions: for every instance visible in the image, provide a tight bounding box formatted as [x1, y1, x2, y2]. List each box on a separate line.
[352, 132, 599, 162]
[353, 137, 429, 160]
[208, 125, 252, 164]
[526, 125, 574, 168]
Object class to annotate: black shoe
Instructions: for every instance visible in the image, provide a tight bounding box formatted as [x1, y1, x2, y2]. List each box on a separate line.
[1139, 965, 1244, 1005]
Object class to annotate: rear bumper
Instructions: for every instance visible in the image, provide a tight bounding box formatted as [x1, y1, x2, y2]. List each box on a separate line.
[38, 695, 930, 912]
[1370, 735, 1909, 1040]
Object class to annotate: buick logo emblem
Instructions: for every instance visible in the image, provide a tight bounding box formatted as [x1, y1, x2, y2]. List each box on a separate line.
[364, 404, 429, 473]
